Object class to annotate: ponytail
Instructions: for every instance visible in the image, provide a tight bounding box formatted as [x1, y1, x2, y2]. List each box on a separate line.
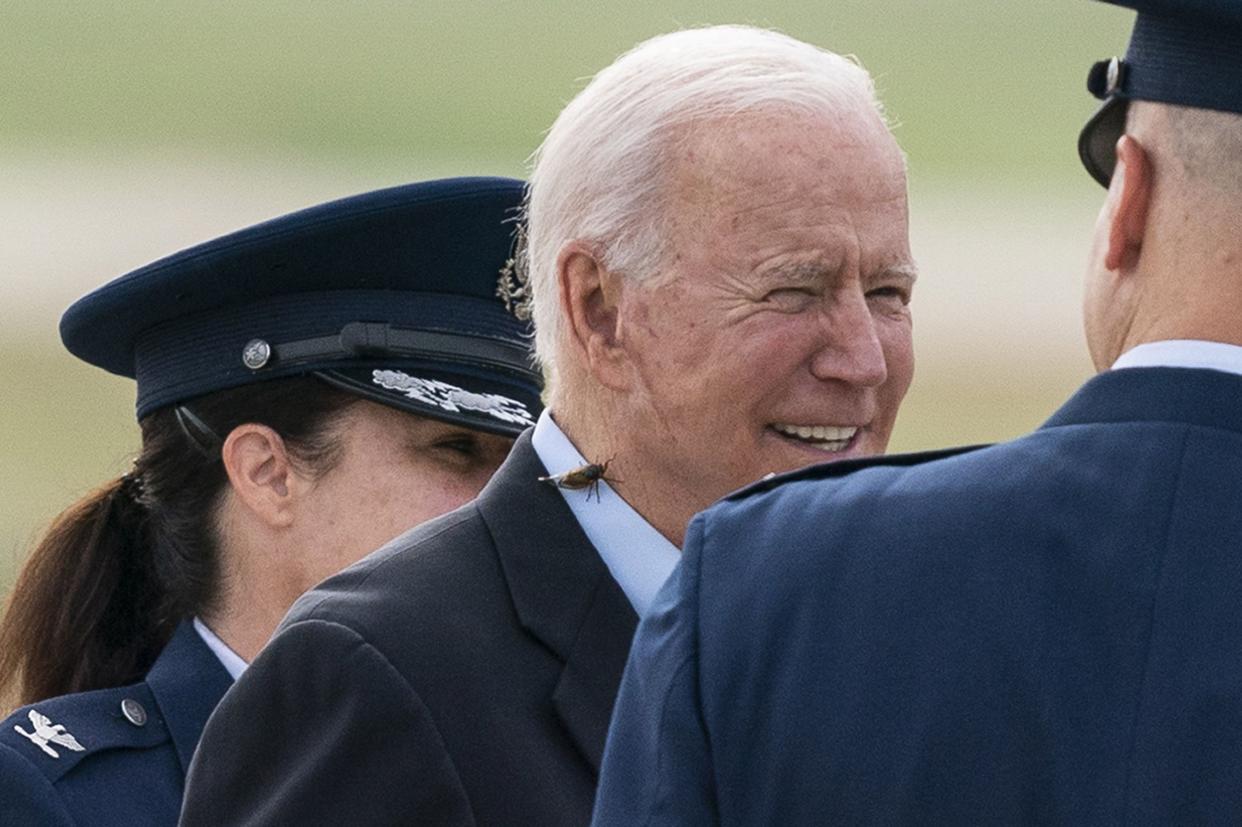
[0, 473, 167, 706]
[0, 376, 358, 712]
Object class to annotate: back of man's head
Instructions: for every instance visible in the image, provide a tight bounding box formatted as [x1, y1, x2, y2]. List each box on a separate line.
[526, 25, 886, 395]
[1078, 1, 1242, 368]
[1162, 105, 1242, 200]
[1127, 102, 1242, 267]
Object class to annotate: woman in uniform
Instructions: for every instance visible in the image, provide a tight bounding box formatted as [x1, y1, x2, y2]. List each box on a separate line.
[0, 176, 541, 825]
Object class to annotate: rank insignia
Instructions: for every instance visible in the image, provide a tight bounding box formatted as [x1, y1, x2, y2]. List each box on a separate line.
[14, 709, 86, 759]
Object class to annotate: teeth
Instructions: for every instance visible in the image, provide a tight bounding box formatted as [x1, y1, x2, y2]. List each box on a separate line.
[774, 423, 858, 441]
[773, 423, 858, 448]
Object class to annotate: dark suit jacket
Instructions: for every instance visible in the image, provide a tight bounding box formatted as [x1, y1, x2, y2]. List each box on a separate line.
[595, 367, 1242, 825]
[181, 433, 638, 826]
[0, 621, 233, 826]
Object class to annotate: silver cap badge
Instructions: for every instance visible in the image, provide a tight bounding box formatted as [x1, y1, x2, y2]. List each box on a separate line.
[242, 338, 272, 370]
[372, 370, 534, 426]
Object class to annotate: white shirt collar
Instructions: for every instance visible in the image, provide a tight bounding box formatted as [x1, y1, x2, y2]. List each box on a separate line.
[192, 617, 248, 681]
[530, 410, 680, 618]
[1111, 339, 1242, 378]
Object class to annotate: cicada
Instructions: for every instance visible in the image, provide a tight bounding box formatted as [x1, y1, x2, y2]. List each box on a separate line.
[539, 457, 618, 503]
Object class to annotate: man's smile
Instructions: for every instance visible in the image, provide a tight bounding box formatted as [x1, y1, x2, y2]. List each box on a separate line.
[770, 423, 859, 452]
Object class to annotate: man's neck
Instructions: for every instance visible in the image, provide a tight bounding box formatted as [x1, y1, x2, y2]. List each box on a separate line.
[1125, 247, 1242, 355]
[552, 407, 693, 548]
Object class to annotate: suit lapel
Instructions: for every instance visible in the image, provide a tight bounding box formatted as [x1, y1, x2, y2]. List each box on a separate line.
[477, 432, 639, 774]
[549, 573, 638, 773]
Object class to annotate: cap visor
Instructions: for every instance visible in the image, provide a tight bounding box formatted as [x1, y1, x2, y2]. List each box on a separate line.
[316, 367, 540, 437]
[1078, 97, 1129, 188]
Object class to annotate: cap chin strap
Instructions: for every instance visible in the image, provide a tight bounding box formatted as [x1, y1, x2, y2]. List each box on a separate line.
[174, 405, 224, 459]
[251, 322, 537, 380]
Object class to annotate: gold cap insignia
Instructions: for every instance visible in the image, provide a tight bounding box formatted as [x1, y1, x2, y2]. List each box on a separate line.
[496, 223, 533, 321]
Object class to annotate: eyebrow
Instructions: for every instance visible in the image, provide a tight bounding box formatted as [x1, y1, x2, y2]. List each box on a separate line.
[873, 263, 919, 285]
[755, 261, 836, 284]
[758, 261, 919, 286]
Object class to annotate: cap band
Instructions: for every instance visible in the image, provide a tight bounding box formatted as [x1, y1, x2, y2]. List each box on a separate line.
[1122, 13, 1242, 115]
[266, 322, 533, 377]
[132, 289, 534, 418]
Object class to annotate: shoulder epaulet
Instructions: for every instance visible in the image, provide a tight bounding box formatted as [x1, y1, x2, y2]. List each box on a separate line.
[0, 681, 169, 783]
[723, 444, 993, 503]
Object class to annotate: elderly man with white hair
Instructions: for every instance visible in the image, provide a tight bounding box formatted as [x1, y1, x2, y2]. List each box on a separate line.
[181, 24, 916, 826]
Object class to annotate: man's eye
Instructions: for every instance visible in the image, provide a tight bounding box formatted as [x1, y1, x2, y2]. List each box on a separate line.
[866, 286, 911, 306]
[762, 288, 817, 312]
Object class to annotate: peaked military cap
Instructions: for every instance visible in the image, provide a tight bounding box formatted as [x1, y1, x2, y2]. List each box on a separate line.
[60, 177, 543, 436]
[1079, 0, 1242, 186]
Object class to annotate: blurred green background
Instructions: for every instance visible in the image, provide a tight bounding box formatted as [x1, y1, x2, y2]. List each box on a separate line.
[2, 1, 1131, 589]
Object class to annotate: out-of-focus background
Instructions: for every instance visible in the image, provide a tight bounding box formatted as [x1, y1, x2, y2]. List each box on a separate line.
[2, 1, 1130, 587]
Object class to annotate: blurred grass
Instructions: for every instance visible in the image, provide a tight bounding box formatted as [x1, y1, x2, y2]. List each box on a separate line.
[2, 349, 137, 582]
[1, 1, 1129, 176]
[2, 0, 1128, 589]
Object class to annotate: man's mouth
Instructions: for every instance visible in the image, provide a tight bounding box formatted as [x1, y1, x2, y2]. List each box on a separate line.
[771, 423, 859, 453]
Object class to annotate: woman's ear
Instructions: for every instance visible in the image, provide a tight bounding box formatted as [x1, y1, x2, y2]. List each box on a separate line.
[220, 424, 297, 529]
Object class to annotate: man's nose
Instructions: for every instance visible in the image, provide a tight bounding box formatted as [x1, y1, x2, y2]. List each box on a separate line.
[808, 292, 888, 387]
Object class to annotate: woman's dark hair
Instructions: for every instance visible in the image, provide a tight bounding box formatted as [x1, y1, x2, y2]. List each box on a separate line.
[0, 376, 360, 709]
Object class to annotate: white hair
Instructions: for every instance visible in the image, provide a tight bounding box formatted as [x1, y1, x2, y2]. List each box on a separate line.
[525, 24, 887, 388]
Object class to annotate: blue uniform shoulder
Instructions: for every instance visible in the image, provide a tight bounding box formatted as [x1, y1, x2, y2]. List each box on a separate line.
[0, 681, 168, 785]
[723, 444, 991, 503]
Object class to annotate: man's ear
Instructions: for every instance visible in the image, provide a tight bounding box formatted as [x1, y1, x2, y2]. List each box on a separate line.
[1104, 135, 1153, 272]
[220, 424, 297, 529]
[556, 242, 631, 390]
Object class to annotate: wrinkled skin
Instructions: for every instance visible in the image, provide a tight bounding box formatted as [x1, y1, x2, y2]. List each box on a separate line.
[610, 109, 916, 538]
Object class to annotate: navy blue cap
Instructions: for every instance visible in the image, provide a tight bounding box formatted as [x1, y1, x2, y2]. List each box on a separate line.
[60, 177, 543, 436]
[1078, 0, 1242, 186]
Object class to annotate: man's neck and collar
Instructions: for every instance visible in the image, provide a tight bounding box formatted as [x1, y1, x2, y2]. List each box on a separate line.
[531, 410, 679, 619]
[1045, 338, 1242, 434]
[1111, 339, 1242, 377]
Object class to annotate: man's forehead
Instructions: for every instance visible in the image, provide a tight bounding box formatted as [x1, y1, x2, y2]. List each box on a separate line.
[683, 107, 896, 160]
[669, 110, 906, 203]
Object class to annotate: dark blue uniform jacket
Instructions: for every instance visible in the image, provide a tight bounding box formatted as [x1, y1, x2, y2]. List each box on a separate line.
[595, 366, 1242, 825]
[0, 621, 232, 826]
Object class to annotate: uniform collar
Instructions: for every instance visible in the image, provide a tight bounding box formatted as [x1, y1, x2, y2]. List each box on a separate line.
[144, 621, 235, 775]
[1043, 362, 1242, 435]
[530, 410, 680, 619]
[1112, 339, 1242, 378]
[192, 617, 247, 680]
